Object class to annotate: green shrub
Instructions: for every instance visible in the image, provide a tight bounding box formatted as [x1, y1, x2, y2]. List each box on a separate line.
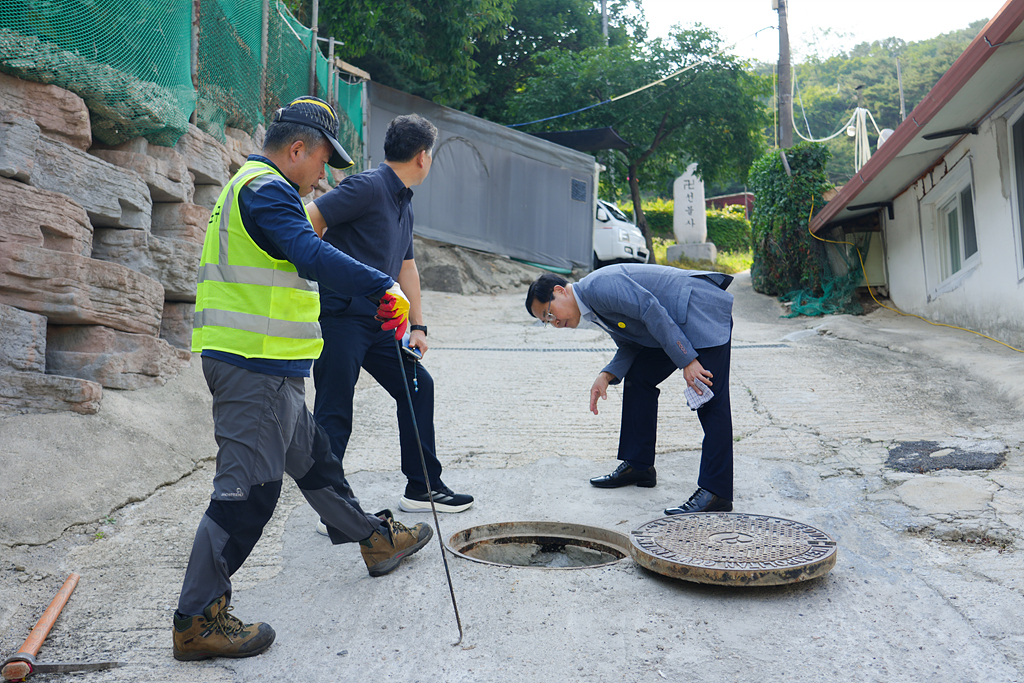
[617, 198, 751, 248]
[617, 198, 674, 238]
[748, 143, 833, 296]
[644, 208, 674, 237]
[706, 205, 751, 252]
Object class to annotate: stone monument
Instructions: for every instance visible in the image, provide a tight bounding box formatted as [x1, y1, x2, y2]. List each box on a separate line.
[668, 163, 716, 263]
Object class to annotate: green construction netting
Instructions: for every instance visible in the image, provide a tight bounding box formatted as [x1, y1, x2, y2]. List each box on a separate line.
[195, 0, 264, 140]
[0, 0, 194, 146]
[0, 0, 364, 158]
[779, 230, 871, 317]
[199, 0, 363, 170]
[263, 3, 364, 171]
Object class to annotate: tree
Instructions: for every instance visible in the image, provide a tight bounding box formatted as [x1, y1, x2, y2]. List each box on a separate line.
[312, 0, 514, 106]
[464, 0, 648, 121]
[507, 26, 769, 254]
[772, 19, 987, 182]
[464, 0, 603, 121]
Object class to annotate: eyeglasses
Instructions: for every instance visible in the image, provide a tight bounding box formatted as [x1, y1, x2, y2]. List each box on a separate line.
[538, 302, 556, 324]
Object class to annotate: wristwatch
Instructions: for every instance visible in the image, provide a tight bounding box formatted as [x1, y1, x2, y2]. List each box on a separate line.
[410, 325, 428, 336]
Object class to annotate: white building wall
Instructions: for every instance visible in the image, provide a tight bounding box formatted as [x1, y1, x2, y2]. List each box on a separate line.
[883, 94, 1024, 349]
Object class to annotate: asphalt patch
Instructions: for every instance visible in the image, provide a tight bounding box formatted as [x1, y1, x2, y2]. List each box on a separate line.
[886, 440, 1006, 473]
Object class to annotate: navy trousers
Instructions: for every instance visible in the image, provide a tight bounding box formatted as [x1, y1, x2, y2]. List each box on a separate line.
[313, 312, 443, 491]
[616, 340, 733, 501]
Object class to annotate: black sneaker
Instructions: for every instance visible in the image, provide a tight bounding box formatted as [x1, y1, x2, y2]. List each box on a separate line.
[399, 483, 474, 513]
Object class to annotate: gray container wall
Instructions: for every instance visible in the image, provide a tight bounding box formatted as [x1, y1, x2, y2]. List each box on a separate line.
[365, 82, 597, 271]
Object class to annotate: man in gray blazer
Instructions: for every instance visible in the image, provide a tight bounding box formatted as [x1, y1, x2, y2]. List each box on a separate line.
[525, 264, 735, 514]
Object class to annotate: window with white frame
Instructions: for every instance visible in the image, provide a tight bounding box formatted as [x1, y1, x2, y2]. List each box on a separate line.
[919, 159, 978, 295]
[937, 185, 978, 281]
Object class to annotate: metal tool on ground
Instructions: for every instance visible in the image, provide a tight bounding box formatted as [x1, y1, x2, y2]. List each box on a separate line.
[2, 573, 124, 681]
[393, 338, 464, 646]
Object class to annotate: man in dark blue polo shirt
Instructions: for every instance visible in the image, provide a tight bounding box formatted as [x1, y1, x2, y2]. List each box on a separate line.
[307, 114, 474, 519]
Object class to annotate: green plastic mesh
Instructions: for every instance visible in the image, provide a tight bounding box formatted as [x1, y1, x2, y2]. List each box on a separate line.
[779, 231, 871, 317]
[0, 0, 364, 158]
[196, 0, 263, 141]
[336, 79, 364, 174]
[0, 0, 194, 146]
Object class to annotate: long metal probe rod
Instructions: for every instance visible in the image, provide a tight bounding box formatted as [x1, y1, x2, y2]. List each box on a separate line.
[393, 338, 464, 646]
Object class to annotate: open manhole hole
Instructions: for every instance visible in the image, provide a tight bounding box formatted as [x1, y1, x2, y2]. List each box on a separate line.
[886, 440, 1006, 473]
[446, 521, 630, 569]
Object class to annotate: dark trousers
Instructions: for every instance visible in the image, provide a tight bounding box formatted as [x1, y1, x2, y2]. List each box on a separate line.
[616, 341, 733, 500]
[313, 313, 442, 491]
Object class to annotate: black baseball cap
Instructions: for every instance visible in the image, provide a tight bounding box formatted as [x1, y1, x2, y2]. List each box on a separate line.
[272, 96, 354, 169]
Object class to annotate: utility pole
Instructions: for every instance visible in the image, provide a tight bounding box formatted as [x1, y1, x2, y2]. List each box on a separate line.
[308, 0, 319, 96]
[601, 0, 608, 46]
[896, 57, 906, 122]
[776, 0, 793, 148]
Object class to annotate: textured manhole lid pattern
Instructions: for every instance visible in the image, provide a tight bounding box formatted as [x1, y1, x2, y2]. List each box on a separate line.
[630, 513, 837, 586]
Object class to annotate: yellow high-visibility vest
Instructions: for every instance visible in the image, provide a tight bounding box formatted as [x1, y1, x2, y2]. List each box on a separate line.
[191, 160, 323, 360]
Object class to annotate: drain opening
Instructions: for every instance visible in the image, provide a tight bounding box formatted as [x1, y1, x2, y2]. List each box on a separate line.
[447, 522, 629, 569]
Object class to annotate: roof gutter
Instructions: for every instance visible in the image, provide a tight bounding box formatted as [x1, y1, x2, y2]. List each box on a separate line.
[809, 0, 1024, 233]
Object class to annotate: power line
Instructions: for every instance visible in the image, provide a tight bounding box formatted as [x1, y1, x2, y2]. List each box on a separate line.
[506, 25, 776, 129]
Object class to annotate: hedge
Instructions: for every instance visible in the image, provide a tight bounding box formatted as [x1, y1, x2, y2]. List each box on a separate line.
[706, 205, 751, 252]
[618, 198, 751, 250]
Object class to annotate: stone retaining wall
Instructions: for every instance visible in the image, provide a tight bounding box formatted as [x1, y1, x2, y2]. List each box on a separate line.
[0, 73, 267, 414]
[0, 71, 533, 415]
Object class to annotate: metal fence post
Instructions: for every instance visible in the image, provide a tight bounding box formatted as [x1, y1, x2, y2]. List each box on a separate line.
[191, 0, 200, 125]
[327, 36, 335, 106]
[261, 0, 269, 117]
[308, 0, 319, 96]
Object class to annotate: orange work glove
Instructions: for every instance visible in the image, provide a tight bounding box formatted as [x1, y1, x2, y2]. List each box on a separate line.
[375, 282, 410, 340]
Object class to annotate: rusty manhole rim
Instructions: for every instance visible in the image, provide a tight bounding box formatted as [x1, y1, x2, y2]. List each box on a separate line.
[446, 521, 631, 570]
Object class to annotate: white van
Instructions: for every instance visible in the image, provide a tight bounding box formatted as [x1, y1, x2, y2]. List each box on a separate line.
[593, 199, 649, 268]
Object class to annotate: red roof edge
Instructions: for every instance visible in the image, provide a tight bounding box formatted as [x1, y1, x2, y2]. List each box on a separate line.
[808, 0, 1024, 233]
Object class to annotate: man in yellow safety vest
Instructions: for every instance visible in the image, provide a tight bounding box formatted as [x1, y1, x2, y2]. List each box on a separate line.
[173, 97, 430, 662]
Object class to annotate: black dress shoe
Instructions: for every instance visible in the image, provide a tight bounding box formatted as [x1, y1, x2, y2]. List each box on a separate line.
[590, 462, 657, 488]
[664, 487, 732, 514]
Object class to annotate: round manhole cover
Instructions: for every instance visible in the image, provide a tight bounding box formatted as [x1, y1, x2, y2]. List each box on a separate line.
[630, 513, 837, 586]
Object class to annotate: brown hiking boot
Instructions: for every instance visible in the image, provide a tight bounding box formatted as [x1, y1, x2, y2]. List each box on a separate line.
[172, 594, 275, 661]
[360, 509, 433, 577]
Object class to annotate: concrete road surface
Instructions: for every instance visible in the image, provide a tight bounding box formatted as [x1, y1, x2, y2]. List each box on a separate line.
[2, 271, 1024, 682]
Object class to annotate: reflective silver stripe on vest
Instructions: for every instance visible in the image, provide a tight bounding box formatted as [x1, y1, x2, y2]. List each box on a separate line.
[246, 174, 278, 193]
[193, 308, 322, 340]
[197, 263, 319, 292]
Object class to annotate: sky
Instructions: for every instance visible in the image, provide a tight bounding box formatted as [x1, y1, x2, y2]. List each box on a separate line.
[639, 0, 997, 63]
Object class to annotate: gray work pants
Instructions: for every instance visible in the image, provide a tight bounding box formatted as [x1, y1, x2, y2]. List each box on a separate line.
[177, 356, 381, 616]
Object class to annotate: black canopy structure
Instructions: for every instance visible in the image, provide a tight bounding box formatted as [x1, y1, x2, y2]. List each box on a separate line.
[528, 127, 631, 152]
